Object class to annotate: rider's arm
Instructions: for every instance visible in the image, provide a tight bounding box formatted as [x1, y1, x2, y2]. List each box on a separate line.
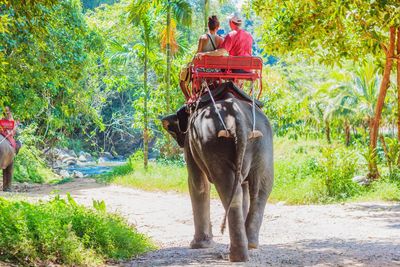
[199, 48, 228, 57]
[196, 34, 230, 58]
[197, 35, 208, 53]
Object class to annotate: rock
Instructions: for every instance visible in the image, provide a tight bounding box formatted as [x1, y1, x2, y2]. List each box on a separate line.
[68, 150, 77, 158]
[352, 175, 370, 186]
[72, 171, 84, 178]
[60, 170, 70, 178]
[52, 160, 64, 168]
[100, 152, 114, 160]
[78, 154, 88, 162]
[62, 156, 77, 166]
[98, 157, 107, 163]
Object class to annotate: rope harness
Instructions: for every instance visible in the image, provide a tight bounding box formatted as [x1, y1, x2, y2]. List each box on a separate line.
[195, 80, 260, 139]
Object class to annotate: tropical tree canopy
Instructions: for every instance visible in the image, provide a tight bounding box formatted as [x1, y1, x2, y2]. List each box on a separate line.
[253, 0, 400, 63]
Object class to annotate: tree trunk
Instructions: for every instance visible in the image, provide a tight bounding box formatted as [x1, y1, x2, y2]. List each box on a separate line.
[204, 0, 209, 33]
[163, 3, 173, 157]
[368, 26, 396, 179]
[166, 4, 171, 114]
[143, 48, 149, 169]
[397, 27, 400, 166]
[345, 120, 351, 147]
[325, 120, 331, 144]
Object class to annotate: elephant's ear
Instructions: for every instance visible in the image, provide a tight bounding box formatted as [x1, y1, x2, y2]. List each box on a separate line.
[161, 114, 178, 133]
[161, 113, 186, 148]
[176, 106, 188, 132]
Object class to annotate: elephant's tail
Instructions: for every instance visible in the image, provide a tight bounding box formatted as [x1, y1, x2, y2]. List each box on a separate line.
[220, 116, 247, 234]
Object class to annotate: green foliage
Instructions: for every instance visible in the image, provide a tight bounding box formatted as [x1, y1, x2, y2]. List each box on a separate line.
[81, 0, 118, 10]
[253, 0, 400, 63]
[0, 0, 105, 145]
[272, 138, 398, 204]
[14, 125, 57, 183]
[0, 195, 154, 266]
[380, 136, 400, 176]
[318, 146, 361, 199]
[355, 179, 400, 202]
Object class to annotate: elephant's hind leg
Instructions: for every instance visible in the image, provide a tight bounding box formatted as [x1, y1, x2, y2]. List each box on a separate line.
[3, 162, 13, 192]
[214, 175, 249, 262]
[242, 181, 250, 221]
[246, 172, 273, 249]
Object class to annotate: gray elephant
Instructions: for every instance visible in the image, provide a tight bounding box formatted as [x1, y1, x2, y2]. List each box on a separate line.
[0, 134, 16, 191]
[162, 82, 274, 262]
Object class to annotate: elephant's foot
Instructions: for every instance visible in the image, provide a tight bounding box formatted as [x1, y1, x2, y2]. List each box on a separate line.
[248, 242, 259, 249]
[229, 245, 249, 262]
[190, 235, 214, 249]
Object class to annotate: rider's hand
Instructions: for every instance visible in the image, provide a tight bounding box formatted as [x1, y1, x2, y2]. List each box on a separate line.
[195, 52, 205, 59]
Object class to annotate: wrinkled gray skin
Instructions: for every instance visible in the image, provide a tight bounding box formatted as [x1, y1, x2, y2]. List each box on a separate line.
[0, 134, 15, 191]
[162, 94, 273, 262]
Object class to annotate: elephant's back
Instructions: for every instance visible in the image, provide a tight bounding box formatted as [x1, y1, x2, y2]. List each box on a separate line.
[0, 134, 15, 169]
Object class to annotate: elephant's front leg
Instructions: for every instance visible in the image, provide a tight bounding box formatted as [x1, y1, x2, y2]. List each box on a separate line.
[186, 153, 213, 249]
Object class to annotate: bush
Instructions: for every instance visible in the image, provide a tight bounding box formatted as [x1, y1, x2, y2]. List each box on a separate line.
[272, 138, 363, 204]
[317, 146, 362, 200]
[13, 125, 57, 183]
[0, 195, 154, 266]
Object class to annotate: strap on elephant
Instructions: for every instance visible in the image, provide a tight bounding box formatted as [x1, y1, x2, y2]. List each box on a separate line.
[199, 81, 263, 140]
[249, 81, 263, 139]
[202, 81, 230, 138]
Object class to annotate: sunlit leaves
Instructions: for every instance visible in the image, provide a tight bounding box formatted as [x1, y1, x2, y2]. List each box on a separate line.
[253, 0, 400, 64]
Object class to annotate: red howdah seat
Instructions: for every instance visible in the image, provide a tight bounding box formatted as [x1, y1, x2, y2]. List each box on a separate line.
[0, 120, 14, 131]
[188, 56, 263, 103]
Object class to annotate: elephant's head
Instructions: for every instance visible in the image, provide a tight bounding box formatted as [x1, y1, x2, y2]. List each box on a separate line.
[161, 107, 188, 148]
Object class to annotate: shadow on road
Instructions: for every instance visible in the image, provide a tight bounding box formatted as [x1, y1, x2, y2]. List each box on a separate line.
[0, 178, 107, 199]
[346, 203, 400, 229]
[127, 238, 400, 267]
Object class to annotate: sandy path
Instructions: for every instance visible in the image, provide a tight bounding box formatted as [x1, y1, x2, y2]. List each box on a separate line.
[2, 179, 400, 267]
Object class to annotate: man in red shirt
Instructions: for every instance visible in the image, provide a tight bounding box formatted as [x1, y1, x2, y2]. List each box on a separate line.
[196, 14, 253, 58]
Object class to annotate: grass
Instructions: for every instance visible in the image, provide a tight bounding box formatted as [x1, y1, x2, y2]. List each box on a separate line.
[100, 159, 191, 193]
[100, 137, 400, 205]
[0, 195, 154, 266]
[353, 179, 400, 202]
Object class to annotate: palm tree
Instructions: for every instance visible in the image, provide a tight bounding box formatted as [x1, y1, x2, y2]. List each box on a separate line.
[341, 63, 380, 135]
[155, 0, 192, 113]
[316, 63, 380, 147]
[126, 0, 156, 169]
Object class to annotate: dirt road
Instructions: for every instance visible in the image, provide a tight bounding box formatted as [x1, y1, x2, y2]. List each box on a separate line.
[2, 179, 400, 266]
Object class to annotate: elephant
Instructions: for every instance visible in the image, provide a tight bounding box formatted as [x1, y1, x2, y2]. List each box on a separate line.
[0, 134, 15, 191]
[161, 82, 274, 262]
